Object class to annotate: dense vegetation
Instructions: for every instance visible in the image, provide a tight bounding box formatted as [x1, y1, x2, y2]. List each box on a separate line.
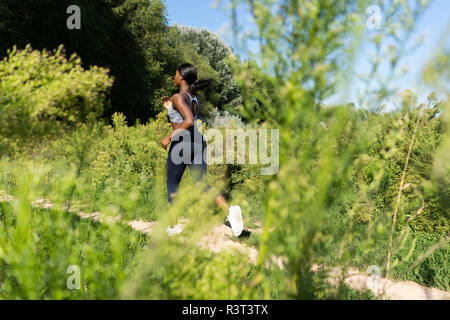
[0, 0, 448, 299]
[0, 0, 242, 124]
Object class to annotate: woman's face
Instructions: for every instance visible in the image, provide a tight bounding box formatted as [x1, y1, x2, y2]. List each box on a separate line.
[174, 70, 183, 86]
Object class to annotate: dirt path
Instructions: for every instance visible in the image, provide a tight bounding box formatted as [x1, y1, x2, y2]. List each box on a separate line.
[1, 193, 449, 300]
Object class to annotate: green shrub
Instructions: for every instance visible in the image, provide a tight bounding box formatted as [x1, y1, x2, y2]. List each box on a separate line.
[0, 45, 112, 142]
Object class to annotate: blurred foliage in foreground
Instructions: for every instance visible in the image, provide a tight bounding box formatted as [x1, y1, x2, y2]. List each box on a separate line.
[0, 45, 112, 145]
[0, 0, 448, 299]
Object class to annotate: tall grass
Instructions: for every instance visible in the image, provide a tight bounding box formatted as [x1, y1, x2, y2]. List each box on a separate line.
[0, 0, 448, 299]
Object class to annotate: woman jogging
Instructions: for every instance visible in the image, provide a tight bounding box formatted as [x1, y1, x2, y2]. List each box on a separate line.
[161, 63, 244, 237]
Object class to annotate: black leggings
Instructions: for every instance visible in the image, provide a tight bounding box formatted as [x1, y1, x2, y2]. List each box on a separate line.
[166, 133, 212, 204]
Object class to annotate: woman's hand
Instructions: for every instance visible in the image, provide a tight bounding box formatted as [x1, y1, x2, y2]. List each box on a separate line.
[161, 135, 171, 150]
[161, 96, 172, 110]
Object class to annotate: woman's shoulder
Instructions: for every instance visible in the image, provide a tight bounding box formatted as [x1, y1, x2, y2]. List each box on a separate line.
[171, 93, 188, 104]
[173, 92, 192, 100]
[181, 90, 199, 99]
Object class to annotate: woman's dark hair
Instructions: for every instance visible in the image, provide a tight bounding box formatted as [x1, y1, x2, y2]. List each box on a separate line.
[177, 63, 214, 93]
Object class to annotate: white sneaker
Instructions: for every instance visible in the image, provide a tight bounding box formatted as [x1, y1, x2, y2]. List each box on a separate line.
[167, 224, 183, 237]
[227, 205, 244, 237]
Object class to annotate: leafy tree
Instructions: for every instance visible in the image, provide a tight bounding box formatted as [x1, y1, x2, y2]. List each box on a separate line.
[169, 25, 243, 114]
[0, 0, 173, 125]
[113, 0, 181, 120]
[228, 56, 281, 124]
[0, 45, 112, 148]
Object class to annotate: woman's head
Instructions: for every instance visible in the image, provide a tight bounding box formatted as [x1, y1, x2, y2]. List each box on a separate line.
[175, 63, 214, 93]
[176, 63, 197, 86]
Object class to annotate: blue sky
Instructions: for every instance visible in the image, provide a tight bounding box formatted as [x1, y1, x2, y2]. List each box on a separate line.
[164, 0, 259, 57]
[164, 0, 449, 108]
[164, 0, 229, 36]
